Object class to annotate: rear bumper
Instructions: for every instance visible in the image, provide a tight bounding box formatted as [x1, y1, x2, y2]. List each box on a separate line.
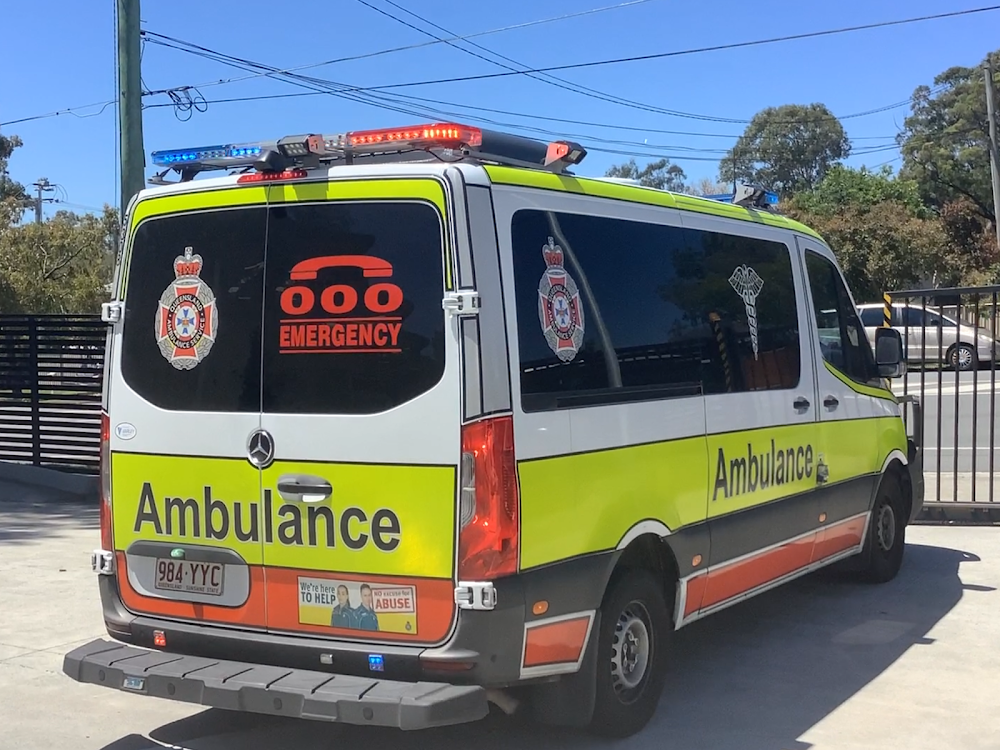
[62, 638, 488, 730]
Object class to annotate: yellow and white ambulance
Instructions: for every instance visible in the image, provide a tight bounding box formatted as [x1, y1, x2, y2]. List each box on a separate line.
[63, 122, 923, 738]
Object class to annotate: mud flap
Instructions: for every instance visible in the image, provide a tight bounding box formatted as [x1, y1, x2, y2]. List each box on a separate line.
[524, 611, 601, 728]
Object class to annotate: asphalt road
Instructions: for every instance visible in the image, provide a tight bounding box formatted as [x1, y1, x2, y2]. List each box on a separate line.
[2, 490, 999, 750]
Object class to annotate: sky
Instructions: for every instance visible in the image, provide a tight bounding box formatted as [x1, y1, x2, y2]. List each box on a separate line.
[3, 0, 999, 218]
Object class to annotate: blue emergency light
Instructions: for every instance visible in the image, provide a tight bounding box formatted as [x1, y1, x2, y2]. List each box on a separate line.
[151, 143, 263, 168]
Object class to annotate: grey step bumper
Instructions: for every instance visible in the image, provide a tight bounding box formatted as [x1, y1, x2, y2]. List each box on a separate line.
[62, 639, 489, 730]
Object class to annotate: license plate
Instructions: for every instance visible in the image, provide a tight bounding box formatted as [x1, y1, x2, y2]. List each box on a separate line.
[154, 559, 225, 596]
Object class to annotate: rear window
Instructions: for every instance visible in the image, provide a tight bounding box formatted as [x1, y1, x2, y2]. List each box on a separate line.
[261, 201, 446, 415]
[120, 207, 267, 413]
[120, 200, 446, 415]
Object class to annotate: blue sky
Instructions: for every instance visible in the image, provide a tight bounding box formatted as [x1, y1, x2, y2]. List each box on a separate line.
[3, 0, 999, 217]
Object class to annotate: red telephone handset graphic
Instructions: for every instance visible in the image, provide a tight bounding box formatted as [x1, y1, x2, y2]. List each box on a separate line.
[280, 255, 403, 317]
[290, 255, 393, 281]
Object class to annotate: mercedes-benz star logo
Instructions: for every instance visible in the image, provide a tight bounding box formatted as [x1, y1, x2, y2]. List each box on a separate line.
[247, 429, 275, 469]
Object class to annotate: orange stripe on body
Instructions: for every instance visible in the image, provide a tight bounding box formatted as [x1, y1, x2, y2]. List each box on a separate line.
[812, 515, 867, 562]
[683, 573, 709, 618]
[684, 514, 868, 618]
[523, 616, 591, 668]
[700, 534, 816, 611]
[115, 552, 268, 627]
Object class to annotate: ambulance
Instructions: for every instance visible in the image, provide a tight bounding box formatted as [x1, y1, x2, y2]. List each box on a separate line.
[63, 122, 924, 738]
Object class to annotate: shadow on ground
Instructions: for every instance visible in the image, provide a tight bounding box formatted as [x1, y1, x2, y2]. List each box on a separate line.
[92, 541, 976, 750]
[0, 485, 98, 545]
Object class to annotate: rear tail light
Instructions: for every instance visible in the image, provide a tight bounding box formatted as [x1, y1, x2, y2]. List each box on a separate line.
[458, 416, 519, 580]
[99, 412, 113, 551]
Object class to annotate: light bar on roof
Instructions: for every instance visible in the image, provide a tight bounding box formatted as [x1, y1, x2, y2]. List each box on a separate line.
[151, 142, 265, 168]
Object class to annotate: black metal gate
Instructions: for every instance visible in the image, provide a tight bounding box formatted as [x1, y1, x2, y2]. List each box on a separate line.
[875, 286, 1000, 521]
[0, 315, 106, 474]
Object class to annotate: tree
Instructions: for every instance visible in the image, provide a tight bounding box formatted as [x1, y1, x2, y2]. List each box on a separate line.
[682, 177, 732, 197]
[0, 206, 118, 314]
[790, 164, 926, 218]
[785, 166, 966, 299]
[789, 202, 956, 302]
[0, 133, 28, 209]
[938, 197, 1000, 281]
[898, 48, 999, 224]
[719, 104, 851, 197]
[605, 158, 686, 191]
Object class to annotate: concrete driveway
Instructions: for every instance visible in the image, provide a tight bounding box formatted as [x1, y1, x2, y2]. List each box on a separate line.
[1, 486, 998, 750]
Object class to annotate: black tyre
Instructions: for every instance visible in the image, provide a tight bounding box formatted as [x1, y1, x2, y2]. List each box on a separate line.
[587, 569, 672, 738]
[860, 475, 907, 583]
[949, 343, 977, 372]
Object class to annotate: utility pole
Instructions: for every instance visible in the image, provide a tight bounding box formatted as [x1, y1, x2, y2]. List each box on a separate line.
[117, 0, 145, 215]
[32, 178, 55, 224]
[985, 58, 1000, 252]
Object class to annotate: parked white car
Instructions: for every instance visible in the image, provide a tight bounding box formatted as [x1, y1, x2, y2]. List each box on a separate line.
[857, 302, 998, 371]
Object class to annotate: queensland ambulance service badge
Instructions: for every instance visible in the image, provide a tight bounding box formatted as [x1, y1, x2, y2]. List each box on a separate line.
[155, 247, 218, 370]
[537, 236, 585, 362]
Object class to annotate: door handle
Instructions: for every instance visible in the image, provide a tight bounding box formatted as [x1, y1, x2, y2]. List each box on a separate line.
[276, 474, 332, 503]
[824, 395, 840, 409]
[793, 397, 810, 411]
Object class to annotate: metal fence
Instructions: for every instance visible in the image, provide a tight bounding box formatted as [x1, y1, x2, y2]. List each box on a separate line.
[881, 285, 1000, 521]
[0, 315, 105, 474]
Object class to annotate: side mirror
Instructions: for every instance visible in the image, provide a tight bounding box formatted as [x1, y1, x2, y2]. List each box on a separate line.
[874, 327, 906, 378]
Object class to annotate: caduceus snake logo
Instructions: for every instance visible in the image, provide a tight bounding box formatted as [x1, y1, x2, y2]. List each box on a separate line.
[729, 265, 764, 360]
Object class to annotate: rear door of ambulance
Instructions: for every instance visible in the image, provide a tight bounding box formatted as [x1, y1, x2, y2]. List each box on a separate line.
[257, 178, 461, 645]
[110, 186, 270, 629]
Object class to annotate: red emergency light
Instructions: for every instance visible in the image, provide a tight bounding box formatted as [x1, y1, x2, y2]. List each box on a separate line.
[344, 123, 484, 152]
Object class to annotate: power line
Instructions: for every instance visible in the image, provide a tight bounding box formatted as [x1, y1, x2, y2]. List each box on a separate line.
[353, 0, 763, 131]
[327, 5, 1000, 118]
[141, 33, 910, 163]
[141, 0, 655, 95]
[143, 3, 988, 126]
[1, 99, 116, 127]
[144, 30, 934, 135]
[140, 86, 902, 143]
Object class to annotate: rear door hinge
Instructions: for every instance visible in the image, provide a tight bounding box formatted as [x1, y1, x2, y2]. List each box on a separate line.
[455, 582, 496, 611]
[101, 300, 124, 324]
[442, 290, 481, 315]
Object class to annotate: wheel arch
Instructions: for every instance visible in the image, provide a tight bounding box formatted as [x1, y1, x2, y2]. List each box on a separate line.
[879, 453, 912, 521]
[608, 525, 680, 623]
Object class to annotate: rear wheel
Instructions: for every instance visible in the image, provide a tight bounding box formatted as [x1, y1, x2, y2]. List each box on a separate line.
[859, 475, 907, 583]
[949, 343, 977, 371]
[587, 570, 671, 738]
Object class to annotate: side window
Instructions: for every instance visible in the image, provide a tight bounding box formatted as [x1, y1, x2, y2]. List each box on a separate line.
[509, 209, 802, 411]
[804, 251, 878, 384]
[903, 306, 927, 327]
[858, 307, 882, 327]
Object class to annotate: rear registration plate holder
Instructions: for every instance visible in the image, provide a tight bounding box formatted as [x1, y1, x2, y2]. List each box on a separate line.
[153, 559, 225, 597]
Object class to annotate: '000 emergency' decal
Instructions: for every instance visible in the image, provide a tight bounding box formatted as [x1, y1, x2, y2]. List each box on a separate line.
[278, 255, 404, 354]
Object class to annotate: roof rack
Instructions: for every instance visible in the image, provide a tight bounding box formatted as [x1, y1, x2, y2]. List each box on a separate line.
[148, 122, 587, 184]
